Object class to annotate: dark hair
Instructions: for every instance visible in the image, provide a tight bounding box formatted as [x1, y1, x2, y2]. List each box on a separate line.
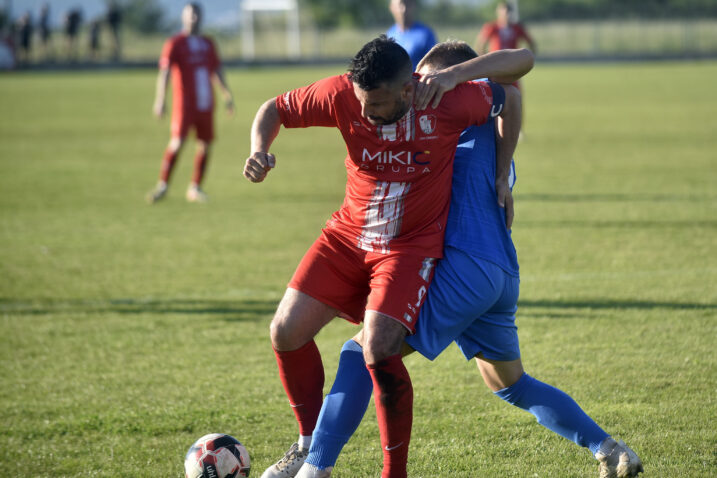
[417, 40, 478, 71]
[498, 1, 513, 13]
[348, 35, 412, 91]
[186, 2, 202, 16]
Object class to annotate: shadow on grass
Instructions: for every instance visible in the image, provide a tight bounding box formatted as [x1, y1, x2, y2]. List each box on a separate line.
[0, 297, 279, 321]
[518, 298, 716, 312]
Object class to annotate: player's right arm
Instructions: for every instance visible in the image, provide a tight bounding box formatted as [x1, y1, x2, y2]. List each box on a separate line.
[244, 76, 341, 183]
[244, 99, 280, 183]
[495, 85, 521, 229]
[153, 68, 170, 118]
[154, 39, 174, 118]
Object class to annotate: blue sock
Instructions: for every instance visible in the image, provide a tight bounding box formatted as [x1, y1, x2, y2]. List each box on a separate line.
[495, 373, 609, 455]
[306, 339, 373, 469]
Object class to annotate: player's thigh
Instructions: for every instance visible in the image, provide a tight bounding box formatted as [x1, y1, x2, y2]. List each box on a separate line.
[366, 252, 437, 335]
[270, 287, 338, 351]
[194, 112, 214, 143]
[405, 247, 503, 360]
[288, 231, 370, 326]
[454, 267, 520, 362]
[171, 112, 192, 142]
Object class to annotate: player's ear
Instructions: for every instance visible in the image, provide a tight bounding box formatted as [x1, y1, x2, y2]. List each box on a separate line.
[401, 80, 415, 100]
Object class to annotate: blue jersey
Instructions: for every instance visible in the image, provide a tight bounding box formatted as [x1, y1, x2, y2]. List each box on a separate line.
[444, 120, 519, 276]
[386, 22, 437, 70]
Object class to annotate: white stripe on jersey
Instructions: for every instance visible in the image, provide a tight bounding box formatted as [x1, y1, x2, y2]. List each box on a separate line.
[357, 181, 411, 254]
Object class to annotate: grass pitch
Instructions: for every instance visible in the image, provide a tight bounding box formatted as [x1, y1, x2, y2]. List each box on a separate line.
[0, 61, 715, 477]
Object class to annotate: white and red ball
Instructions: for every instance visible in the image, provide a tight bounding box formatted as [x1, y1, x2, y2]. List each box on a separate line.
[184, 433, 251, 478]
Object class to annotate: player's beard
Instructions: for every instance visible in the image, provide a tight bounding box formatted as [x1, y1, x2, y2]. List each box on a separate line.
[369, 97, 411, 126]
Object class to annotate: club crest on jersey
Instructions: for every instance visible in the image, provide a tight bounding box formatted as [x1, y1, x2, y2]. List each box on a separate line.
[418, 115, 436, 134]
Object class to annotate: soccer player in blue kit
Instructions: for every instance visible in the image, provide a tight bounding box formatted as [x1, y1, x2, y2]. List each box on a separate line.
[293, 42, 644, 478]
[386, 0, 437, 70]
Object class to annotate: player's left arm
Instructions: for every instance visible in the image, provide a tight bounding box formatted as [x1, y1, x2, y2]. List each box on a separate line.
[212, 68, 235, 116]
[414, 48, 534, 110]
[494, 85, 521, 229]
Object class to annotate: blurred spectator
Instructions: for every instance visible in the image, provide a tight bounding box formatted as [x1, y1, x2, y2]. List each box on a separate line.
[89, 19, 101, 60]
[38, 3, 52, 60]
[106, 0, 122, 60]
[15, 11, 33, 63]
[386, 0, 437, 70]
[64, 8, 83, 60]
[476, 1, 536, 54]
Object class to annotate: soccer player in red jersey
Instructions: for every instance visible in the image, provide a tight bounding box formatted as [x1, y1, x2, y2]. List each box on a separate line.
[244, 36, 533, 478]
[147, 2, 234, 204]
[477, 1, 536, 55]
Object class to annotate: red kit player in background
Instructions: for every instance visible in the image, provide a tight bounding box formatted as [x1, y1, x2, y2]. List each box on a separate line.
[476, 1, 536, 55]
[147, 2, 234, 204]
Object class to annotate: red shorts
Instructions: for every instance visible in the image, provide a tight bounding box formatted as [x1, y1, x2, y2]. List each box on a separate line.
[171, 110, 214, 142]
[288, 230, 437, 333]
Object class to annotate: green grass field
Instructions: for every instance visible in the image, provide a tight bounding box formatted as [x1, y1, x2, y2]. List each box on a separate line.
[1, 61, 716, 477]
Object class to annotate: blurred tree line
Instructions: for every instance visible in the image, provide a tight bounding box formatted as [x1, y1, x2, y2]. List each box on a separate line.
[40, 0, 716, 34]
[303, 0, 717, 28]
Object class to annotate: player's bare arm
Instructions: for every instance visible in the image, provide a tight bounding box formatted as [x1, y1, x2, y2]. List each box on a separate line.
[244, 99, 280, 183]
[153, 68, 170, 118]
[212, 68, 235, 116]
[495, 85, 521, 229]
[414, 48, 534, 110]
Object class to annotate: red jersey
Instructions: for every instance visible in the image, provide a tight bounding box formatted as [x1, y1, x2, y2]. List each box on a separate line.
[276, 74, 504, 258]
[159, 34, 220, 115]
[478, 22, 532, 52]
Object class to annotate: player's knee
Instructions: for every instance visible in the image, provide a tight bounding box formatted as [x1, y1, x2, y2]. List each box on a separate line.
[269, 313, 294, 350]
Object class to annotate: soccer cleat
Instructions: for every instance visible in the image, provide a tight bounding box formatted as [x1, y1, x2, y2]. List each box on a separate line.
[260, 443, 309, 478]
[295, 463, 333, 478]
[186, 184, 208, 203]
[595, 438, 644, 478]
[145, 182, 168, 204]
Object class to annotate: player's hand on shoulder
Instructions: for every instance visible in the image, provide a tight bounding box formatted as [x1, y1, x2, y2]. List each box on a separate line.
[244, 152, 276, 183]
[415, 69, 459, 111]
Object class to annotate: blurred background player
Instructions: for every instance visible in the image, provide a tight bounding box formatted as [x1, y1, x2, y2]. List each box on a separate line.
[147, 2, 234, 204]
[14, 11, 32, 64]
[386, 0, 437, 70]
[476, 1, 536, 55]
[106, 0, 122, 60]
[38, 3, 52, 61]
[88, 18, 101, 61]
[63, 7, 82, 61]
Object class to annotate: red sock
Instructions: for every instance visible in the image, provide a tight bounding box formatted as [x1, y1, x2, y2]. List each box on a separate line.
[367, 354, 413, 478]
[274, 341, 325, 437]
[192, 150, 208, 185]
[159, 148, 179, 183]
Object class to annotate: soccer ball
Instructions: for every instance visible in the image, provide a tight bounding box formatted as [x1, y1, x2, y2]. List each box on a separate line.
[184, 433, 251, 478]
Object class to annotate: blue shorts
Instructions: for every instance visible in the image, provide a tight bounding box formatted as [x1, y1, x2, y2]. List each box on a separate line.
[405, 246, 521, 361]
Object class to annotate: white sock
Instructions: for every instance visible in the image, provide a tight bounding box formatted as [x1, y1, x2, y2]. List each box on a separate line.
[298, 434, 311, 451]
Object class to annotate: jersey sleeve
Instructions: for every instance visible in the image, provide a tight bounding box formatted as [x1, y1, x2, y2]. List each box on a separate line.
[275, 76, 341, 128]
[158, 38, 174, 70]
[447, 81, 506, 130]
[207, 37, 221, 72]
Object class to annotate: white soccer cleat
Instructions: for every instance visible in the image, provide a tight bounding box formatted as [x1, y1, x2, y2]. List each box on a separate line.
[145, 181, 168, 204]
[296, 463, 333, 478]
[260, 443, 309, 478]
[186, 184, 208, 203]
[595, 438, 644, 478]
